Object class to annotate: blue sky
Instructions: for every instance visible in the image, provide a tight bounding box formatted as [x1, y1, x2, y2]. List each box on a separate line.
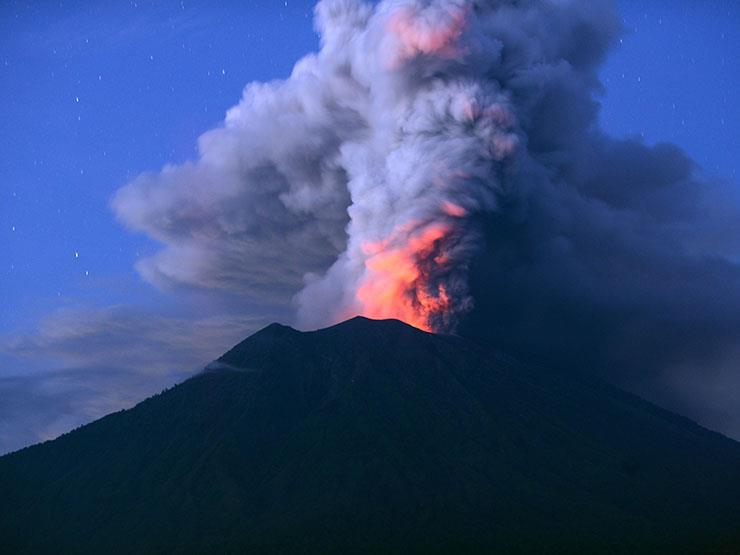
[1, 1, 320, 336]
[2, 1, 737, 336]
[600, 1, 738, 179]
[1, 0, 738, 453]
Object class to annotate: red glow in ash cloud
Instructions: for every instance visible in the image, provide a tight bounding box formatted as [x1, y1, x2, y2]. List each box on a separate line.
[442, 201, 467, 218]
[386, 4, 468, 67]
[356, 223, 454, 332]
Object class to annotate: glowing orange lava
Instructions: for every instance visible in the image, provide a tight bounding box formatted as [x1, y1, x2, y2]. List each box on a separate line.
[356, 223, 454, 332]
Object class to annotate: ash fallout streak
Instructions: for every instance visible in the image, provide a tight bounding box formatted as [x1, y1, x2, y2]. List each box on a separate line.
[113, 0, 740, 436]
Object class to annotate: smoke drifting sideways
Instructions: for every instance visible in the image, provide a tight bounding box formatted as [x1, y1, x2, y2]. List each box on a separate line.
[113, 0, 740, 436]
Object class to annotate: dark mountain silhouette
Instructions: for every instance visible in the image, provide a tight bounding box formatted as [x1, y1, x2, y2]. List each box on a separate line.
[1, 317, 739, 554]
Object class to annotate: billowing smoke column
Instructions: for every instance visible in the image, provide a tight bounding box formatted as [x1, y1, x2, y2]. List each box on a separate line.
[116, 0, 525, 333]
[113, 1, 740, 435]
[297, 0, 521, 332]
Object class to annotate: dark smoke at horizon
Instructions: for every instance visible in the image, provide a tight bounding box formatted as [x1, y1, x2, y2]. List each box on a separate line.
[113, 0, 740, 437]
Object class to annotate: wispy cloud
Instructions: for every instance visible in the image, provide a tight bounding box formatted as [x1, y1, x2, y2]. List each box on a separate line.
[0, 367, 176, 455]
[4, 306, 267, 374]
[0, 306, 270, 455]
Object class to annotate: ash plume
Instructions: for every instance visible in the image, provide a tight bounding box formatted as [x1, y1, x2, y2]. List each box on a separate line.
[113, 0, 740, 437]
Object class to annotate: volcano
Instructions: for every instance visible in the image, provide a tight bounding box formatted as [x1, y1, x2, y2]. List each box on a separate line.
[1, 317, 739, 553]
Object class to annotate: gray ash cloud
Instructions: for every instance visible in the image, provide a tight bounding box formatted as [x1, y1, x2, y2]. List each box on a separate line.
[112, 0, 740, 437]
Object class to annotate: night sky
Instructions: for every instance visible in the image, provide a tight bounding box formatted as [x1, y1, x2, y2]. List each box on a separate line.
[1, 1, 738, 454]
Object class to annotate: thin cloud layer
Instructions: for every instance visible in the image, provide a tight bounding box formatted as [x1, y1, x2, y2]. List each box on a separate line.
[0, 368, 176, 456]
[0, 308, 268, 454]
[5, 307, 267, 373]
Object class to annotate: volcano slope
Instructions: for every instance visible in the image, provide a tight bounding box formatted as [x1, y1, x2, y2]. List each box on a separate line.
[1, 317, 739, 554]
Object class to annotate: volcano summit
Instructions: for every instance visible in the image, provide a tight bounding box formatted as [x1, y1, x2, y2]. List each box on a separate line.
[1, 317, 739, 553]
